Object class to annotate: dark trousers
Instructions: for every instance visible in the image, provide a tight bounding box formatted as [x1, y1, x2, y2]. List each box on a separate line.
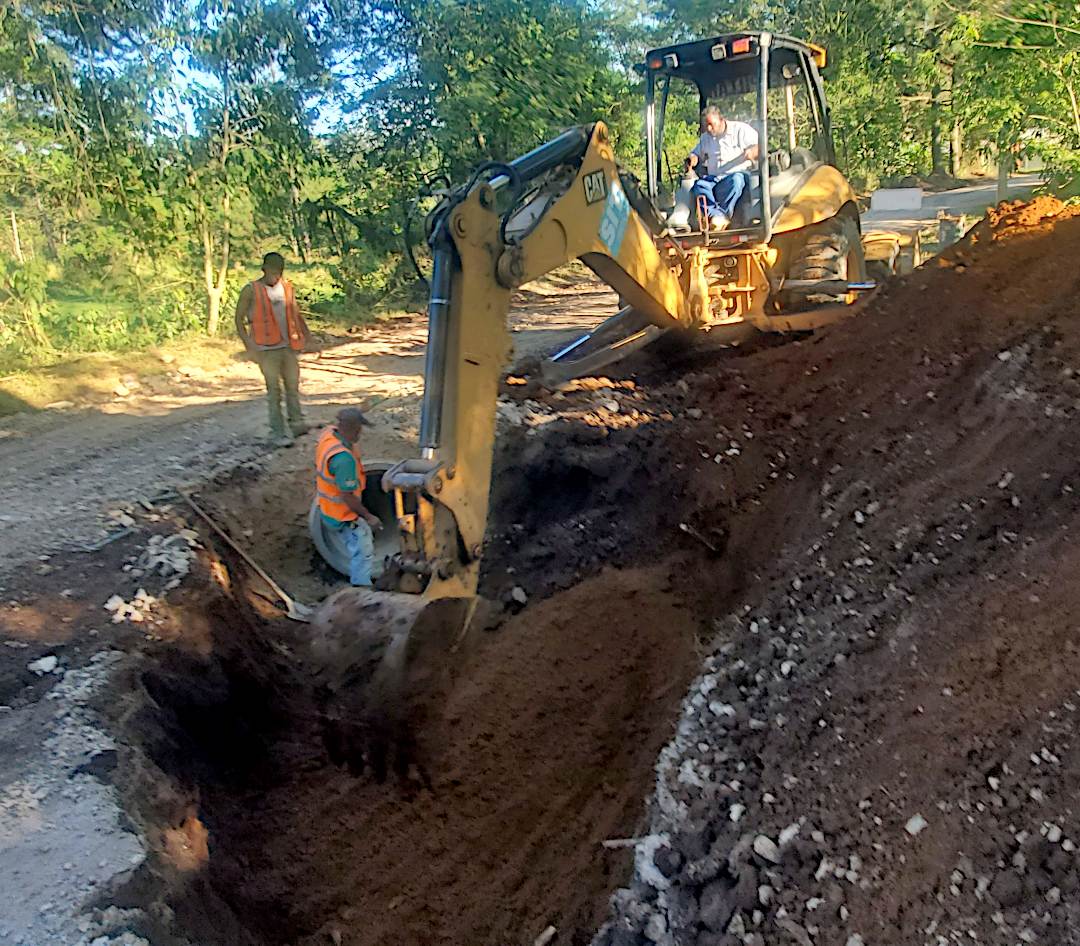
[257, 348, 303, 436]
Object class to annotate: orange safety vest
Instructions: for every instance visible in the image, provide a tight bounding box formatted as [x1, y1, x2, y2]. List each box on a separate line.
[315, 426, 367, 522]
[250, 279, 305, 350]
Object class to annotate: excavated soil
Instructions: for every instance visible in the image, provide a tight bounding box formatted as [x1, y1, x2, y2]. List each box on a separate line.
[105, 198, 1080, 946]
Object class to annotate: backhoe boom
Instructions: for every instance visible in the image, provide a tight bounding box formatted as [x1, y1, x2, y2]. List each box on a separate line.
[381, 121, 689, 601]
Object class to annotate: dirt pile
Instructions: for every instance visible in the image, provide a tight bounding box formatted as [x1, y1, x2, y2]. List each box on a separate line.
[590, 201, 1080, 946]
[119, 560, 702, 946]
[99, 198, 1080, 946]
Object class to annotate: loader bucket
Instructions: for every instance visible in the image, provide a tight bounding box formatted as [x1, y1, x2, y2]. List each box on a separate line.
[307, 587, 476, 779]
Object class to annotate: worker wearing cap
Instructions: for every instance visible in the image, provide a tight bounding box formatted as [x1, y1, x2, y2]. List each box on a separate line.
[315, 408, 383, 586]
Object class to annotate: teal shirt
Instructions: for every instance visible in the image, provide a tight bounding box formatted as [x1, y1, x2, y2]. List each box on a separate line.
[321, 439, 360, 530]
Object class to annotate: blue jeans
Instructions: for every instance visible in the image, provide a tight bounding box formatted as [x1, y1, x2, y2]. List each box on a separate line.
[691, 172, 749, 224]
[344, 519, 375, 586]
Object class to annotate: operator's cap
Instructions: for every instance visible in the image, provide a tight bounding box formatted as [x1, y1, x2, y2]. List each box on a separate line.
[336, 406, 374, 427]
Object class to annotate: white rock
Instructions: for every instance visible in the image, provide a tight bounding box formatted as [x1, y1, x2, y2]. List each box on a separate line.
[104, 594, 126, 612]
[510, 586, 528, 605]
[753, 835, 781, 864]
[778, 823, 801, 847]
[644, 913, 666, 942]
[1047, 824, 1063, 843]
[729, 804, 746, 822]
[846, 936, 865, 946]
[634, 834, 672, 890]
[780, 660, 795, 678]
[27, 655, 58, 675]
[904, 814, 928, 836]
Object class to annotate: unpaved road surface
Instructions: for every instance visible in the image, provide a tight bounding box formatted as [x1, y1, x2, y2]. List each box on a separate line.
[0, 287, 613, 585]
[862, 172, 1041, 231]
[4, 198, 1080, 946]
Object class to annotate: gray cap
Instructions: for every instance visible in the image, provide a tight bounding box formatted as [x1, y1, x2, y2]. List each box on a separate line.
[336, 406, 373, 428]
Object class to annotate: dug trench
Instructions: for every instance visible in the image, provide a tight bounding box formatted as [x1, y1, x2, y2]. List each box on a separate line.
[101, 386, 814, 946]
[95, 198, 1080, 946]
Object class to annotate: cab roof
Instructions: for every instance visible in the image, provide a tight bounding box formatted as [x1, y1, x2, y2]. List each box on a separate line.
[637, 32, 826, 93]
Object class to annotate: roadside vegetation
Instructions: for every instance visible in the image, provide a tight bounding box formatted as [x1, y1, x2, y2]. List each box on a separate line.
[1, 0, 1078, 376]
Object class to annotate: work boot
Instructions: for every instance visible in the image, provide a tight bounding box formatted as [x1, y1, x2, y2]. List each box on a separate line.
[289, 421, 310, 437]
[268, 427, 293, 448]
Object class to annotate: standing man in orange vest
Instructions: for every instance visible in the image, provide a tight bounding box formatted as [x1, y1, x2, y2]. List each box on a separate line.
[235, 252, 313, 446]
[315, 407, 383, 586]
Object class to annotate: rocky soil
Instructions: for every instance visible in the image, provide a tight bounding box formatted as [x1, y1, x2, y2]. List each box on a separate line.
[591, 197, 1080, 946]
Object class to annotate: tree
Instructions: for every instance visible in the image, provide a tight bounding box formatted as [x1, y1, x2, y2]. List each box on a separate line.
[171, 0, 339, 332]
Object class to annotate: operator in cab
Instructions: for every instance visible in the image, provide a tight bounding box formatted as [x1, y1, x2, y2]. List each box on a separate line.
[315, 407, 383, 587]
[685, 105, 759, 230]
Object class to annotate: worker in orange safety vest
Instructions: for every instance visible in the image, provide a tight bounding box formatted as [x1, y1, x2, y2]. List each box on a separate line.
[235, 252, 313, 446]
[315, 407, 383, 586]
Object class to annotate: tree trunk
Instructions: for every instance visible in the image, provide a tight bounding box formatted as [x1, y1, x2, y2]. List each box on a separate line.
[289, 185, 306, 262]
[10, 209, 24, 263]
[997, 149, 1012, 201]
[35, 195, 58, 259]
[929, 84, 945, 175]
[950, 120, 963, 177]
[202, 219, 219, 333]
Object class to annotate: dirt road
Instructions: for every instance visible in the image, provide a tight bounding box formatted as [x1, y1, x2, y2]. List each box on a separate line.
[0, 286, 614, 586]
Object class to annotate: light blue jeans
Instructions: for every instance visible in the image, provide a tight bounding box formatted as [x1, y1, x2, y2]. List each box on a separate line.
[344, 519, 375, 586]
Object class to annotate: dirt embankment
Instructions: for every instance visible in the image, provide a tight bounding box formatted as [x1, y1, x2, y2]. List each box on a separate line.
[50, 197, 1080, 946]
[591, 197, 1080, 946]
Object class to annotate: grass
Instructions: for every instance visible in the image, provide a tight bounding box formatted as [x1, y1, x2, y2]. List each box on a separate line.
[0, 259, 409, 417]
[0, 336, 243, 417]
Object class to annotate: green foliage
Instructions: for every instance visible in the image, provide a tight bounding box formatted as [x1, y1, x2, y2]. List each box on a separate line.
[2, 0, 1080, 373]
[40, 290, 205, 353]
[0, 255, 52, 355]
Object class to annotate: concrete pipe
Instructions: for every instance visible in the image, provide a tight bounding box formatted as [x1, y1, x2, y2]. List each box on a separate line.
[308, 459, 403, 579]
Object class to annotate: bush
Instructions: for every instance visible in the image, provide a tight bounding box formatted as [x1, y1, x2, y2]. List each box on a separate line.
[0, 256, 53, 359]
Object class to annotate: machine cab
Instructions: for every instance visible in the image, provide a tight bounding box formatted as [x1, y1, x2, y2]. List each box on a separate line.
[639, 32, 834, 247]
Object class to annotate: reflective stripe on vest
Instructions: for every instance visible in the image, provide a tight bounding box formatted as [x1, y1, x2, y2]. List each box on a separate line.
[250, 279, 305, 350]
[314, 427, 367, 522]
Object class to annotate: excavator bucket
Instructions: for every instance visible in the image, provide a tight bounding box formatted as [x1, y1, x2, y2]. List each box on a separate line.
[306, 588, 475, 779]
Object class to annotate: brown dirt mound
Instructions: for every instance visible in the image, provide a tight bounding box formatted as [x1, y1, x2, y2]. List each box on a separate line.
[104, 199, 1080, 946]
[588, 202, 1080, 944]
[123, 558, 706, 946]
[940, 194, 1080, 269]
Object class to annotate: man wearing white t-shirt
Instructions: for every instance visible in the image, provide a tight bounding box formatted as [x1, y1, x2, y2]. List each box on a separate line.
[685, 106, 759, 230]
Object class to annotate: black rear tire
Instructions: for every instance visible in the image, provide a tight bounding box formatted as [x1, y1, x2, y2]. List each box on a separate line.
[782, 215, 866, 307]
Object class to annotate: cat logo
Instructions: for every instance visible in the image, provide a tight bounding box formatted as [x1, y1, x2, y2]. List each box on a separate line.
[583, 170, 607, 205]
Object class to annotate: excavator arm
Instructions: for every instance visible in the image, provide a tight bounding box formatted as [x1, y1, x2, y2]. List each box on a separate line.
[309, 125, 691, 749]
[380, 122, 689, 601]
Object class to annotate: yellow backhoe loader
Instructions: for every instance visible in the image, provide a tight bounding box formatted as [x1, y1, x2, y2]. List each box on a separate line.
[309, 32, 913, 765]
